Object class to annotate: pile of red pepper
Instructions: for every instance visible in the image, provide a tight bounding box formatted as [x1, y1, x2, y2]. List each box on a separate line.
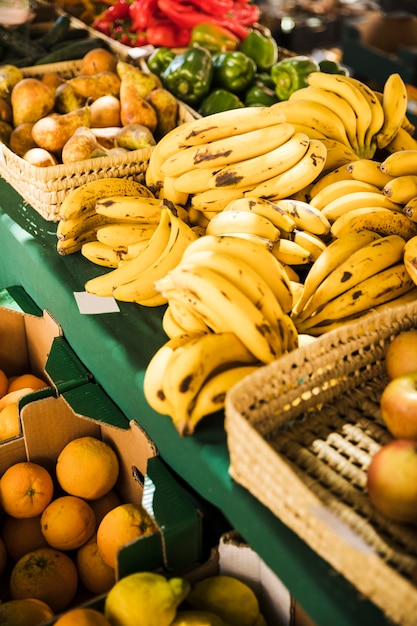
[93, 0, 260, 48]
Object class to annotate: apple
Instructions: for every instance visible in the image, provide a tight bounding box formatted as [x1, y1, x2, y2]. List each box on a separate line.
[367, 439, 417, 523]
[385, 328, 417, 379]
[380, 372, 417, 439]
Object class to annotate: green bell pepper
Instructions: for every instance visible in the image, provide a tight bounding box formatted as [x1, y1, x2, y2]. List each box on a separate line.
[253, 71, 277, 91]
[244, 84, 279, 107]
[238, 29, 278, 72]
[190, 21, 240, 54]
[161, 46, 213, 106]
[271, 55, 319, 101]
[146, 47, 176, 77]
[198, 88, 244, 116]
[212, 51, 256, 94]
[319, 59, 349, 76]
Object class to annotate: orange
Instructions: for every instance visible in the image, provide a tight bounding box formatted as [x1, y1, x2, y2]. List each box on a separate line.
[89, 488, 122, 528]
[0, 401, 21, 441]
[2, 513, 48, 561]
[0, 368, 8, 399]
[96, 502, 158, 569]
[0, 461, 54, 518]
[81, 48, 118, 75]
[41, 495, 96, 551]
[10, 546, 78, 613]
[0, 598, 55, 625]
[76, 538, 116, 594]
[56, 436, 120, 500]
[8, 373, 49, 393]
[0, 535, 7, 575]
[0, 387, 34, 412]
[54, 607, 113, 626]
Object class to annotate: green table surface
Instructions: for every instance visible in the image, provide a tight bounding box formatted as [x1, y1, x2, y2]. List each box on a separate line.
[0, 178, 391, 626]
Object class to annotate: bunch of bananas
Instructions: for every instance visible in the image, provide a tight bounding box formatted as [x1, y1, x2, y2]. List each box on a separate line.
[145, 105, 328, 214]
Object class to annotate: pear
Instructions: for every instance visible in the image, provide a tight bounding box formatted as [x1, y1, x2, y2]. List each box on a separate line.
[0, 98, 12, 124]
[32, 105, 92, 153]
[62, 126, 107, 164]
[119, 75, 157, 132]
[114, 124, 156, 151]
[23, 147, 58, 167]
[116, 61, 161, 98]
[146, 88, 179, 140]
[0, 120, 12, 144]
[11, 78, 55, 127]
[0, 64, 24, 100]
[89, 94, 121, 128]
[54, 82, 86, 114]
[9, 123, 37, 157]
[68, 71, 121, 101]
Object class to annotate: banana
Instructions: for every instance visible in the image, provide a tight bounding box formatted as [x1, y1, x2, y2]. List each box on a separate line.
[331, 206, 417, 240]
[346, 159, 395, 189]
[58, 178, 154, 221]
[143, 332, 205, 416]
[56, 229, 99, 256]
[94, 195, 162, 222]
[271, 99, 352, 148]
[111, 212, 198, 305]
[273, 197, 331, 236]
[376, 73, 408, 150]
[297, 262, 414, 333]
[271, 237, 312, 265]
[190, 188, 248, 214]
[209, 132, 310, 190]
[382, 175, 417, 205]
[306, 72, 373, 156]
[222, 196, 296, 234]
[289, 85, 360, 151]
[404, 196, 417, 223]
[172, 166, 225, 195]
[309, 165, 354, 198]
[403, 235, 417, 287]
[155, 264, 283, 364]
[320, 190, 401, 223]
[347, 76, 385, 150]
[188, 364, 261, 426]
[288, 123, 327, 139]
[56, 211, 110, 242]
[160, 175, 189, 207]
[380, 150, 417, 177]
[309, 179, 380, 210]
[318, 138, 360, 173]
[157, 106, 286, 160]
[81, 240, 130, 268]
[167, 297, 212, 336]
[160, 122, 295, 178]
[278, 307, 299, 352]
[205, 209, 281, 242]
[291, 229, 381, 315]
[162, 305, 187, 339]
[95, 223, 158, 248]
[160, 331, 259, 435]
[181, 233, 294, 313]
[385, 127, 417, 153]
[247, 138, 327, 200]
[145, 141, 166, 198]
[84, 206, 173, 297]
[288, 229, 327, 261]
[293, 234, 405, 322]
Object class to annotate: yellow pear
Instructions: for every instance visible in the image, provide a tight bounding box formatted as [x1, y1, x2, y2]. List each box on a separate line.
[11, 78, 55, 126]
[31, 106, 91, 153]
[68, 71, 121, 101]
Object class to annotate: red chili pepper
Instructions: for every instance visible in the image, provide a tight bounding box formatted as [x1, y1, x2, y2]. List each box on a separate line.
[146, 20, 191, 47]
[129, 0, 158, 31]
[103, 0, 132, 21]
[93, 17, 113, 36]
[187, 0, 234, 17]
[227, 0, 260, 25]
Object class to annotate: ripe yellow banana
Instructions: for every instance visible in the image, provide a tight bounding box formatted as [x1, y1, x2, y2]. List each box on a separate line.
[320, 190, 401, 222]
[376, 73, 408, 150]
[331, 206, 417, 240]
[271, 237, 312, 266]
[297, 262, 414, 333]
[346, 159, 395, 189]
[309, 164, 354, 198]
[291, 229, 381, 316]
[95, 223, 157, 248]
[181, 233, 294, 314]
[403, 235, 417, 287]
[384, 126, 417, 153]
[383, 175, 417, 205]
[209, 132, 310, 190]
[306, 72, 373, 156]
[157, 106, 286, 160]
[160, 122, 295, 178]
[166, 297, 212, 336]
[288, 123, 327, 139]
[145, 140, 166, 198]
[346, 76, 385, 151]
[273, 197, 331, 236]
[56, 229, 99, 256]
[404, 195, 417, 223]
[160, 175, 189, 207]
[58, 178, 154, 221]
[161, 331, 259, 435]
[94, 195, 162, 223]
[289, 229, 327, 261]
[310, 179, 380, 210]
[222, 196, 296, 234]
[318, 138, 360, 173]
[247, 138, 327, 200]
[143, 332, 205, 416]
[294, 234, 405, 322]
[190, 188, 247, 214]
[156, 264, 283, 364]
[56, 212, 110, 242]
[162, 305, 187, 339]
[81, 240, 130, 268]
[271, 99, 352, 148]
[289, 85, 360, 152]
[380, 150, 417, 177]
[206, 209, 281, 242]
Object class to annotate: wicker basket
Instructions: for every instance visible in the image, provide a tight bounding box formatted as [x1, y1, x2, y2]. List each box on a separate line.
[0, 60, 199, 222]
[225, 299, 417, 626]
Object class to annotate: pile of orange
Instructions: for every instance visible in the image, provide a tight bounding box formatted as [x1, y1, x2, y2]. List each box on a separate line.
[0, 434, 157, 623]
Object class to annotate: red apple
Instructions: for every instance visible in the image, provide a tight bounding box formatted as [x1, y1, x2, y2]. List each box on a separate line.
[380, 372, 417, 439]
[385, 328, 417, 379]
[367, 439, 417, 523]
